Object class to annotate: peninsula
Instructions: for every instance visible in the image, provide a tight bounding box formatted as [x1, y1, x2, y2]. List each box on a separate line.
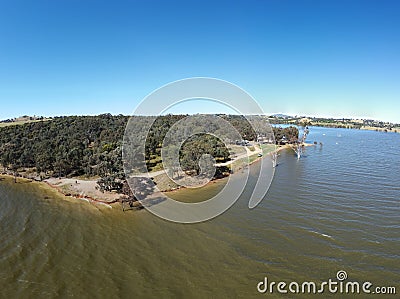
[0, 114, 300, 207]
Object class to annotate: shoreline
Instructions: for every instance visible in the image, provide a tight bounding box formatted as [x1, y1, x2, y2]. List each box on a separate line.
[274, 122, 400, 133]
[150, 143, 297, 193]
[0, 173, 119, 208]
[360, 126, 400, 133]
[0, 143, 312, 208]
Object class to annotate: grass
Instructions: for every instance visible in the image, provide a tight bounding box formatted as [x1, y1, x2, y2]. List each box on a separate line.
[260, 143, 277, 154]
[230, 155, 250, 172]
[75, 175, 101, 180]
[0, 119, 51, 128]
[147, 155, 164, 172]
[248, 153, 260, 164]
[149, 163, 164, 172]
[152, 173, 180, 191]
[59, 184, 73, 193]
[227, 145, 247, 161]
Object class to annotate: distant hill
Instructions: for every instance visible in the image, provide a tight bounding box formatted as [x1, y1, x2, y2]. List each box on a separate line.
[0, 116, 51, 128]
[270, 113, 293, 119]
[268, 114, 399, 132]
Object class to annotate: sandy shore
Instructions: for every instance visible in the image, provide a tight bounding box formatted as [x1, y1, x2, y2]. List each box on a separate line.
[360, 126, 400, 133]
[44, 177, 121, 203]
[0, 174, 120, 208]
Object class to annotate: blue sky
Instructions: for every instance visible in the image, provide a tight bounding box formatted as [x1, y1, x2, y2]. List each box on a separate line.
[0, 0, 399, 123]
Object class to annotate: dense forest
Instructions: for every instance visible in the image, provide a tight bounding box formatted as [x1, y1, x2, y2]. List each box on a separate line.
[0, 114, 299, 192]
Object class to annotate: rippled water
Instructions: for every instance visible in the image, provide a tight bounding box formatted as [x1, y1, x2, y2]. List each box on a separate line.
[0, 127, 399, 298]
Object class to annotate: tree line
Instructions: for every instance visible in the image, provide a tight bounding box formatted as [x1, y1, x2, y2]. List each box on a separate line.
[0, 114, 298, 192]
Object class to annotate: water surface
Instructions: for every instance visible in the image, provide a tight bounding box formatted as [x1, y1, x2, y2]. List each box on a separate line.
[0, 127, 399, 298]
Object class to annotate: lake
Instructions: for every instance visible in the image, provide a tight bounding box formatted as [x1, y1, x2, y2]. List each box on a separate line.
[0, 127, 399, 298]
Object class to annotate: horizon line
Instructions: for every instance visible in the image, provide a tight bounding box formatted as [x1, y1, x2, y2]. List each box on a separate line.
[1, 113, 399, 125]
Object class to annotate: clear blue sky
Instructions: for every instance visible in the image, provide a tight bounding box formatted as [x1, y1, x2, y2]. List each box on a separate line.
[0, 0, 399, 123]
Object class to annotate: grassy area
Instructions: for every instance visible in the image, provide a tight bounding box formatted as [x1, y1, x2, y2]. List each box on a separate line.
[152, 173, 180, 191]
[229, 156, 249, 172]
[228, 145, 246, 155]
[59, 184, 73, 194]
[248, 153, 261, 164]
[260, 144, 277, 154]
[311, 121, 359, 128]
[361, 126, 400, 133]
[147, 155, 163, 172]
[0, 119, 51, 128]
[75, 175, 101, 180]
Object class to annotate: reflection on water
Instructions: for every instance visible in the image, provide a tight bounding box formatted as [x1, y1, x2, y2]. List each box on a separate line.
[0, 127, 399, 298]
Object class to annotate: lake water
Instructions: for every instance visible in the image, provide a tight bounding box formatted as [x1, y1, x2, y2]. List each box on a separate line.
[0, 127, 399, 298]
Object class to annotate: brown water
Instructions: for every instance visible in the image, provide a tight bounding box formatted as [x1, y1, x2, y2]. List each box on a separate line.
[0, 127, 399, 298]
